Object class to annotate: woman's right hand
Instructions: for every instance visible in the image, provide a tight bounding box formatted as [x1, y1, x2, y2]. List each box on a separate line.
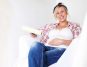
[47, 38, 63, 46]
[30, 33, 37, 38]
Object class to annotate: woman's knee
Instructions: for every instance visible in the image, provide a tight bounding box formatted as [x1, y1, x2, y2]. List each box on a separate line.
[29, 42, 45, 55]
[30, 42, 44, 48]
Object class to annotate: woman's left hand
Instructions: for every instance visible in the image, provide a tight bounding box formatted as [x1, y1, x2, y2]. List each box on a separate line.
[48, 38, 72, 46]
[48, 38, 64, 46]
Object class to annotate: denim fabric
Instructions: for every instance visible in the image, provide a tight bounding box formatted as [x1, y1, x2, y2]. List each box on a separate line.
[28, 42, 66, 67]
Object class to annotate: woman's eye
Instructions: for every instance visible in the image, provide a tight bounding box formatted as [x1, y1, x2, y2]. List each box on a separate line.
[56, 13, 59, 14]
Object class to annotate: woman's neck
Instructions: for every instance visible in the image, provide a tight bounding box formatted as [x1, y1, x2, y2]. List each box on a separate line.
[57, 21, 68, 29]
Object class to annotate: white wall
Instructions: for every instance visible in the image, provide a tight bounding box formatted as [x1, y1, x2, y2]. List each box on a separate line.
[0, 0, 14, 67]
[0, 1, 54, 67]
[0, 0, 87, 67]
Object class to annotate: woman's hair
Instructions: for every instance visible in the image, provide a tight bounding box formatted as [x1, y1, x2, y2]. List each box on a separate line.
[53, 2, 68, 13]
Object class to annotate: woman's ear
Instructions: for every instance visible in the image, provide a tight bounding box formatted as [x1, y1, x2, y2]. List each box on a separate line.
[66, 10, 68, 15]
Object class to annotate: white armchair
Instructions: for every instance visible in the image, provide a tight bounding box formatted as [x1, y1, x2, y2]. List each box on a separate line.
[15, 35, 78, 67]
[14, 35, 37, 67]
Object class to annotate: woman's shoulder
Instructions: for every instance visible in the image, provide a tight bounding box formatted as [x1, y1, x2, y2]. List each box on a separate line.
[68, 21, 81, 27]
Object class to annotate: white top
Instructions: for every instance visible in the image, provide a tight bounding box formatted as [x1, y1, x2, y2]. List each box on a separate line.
[46, 27, 73, 48]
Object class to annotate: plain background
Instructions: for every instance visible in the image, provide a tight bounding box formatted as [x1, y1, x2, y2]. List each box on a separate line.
[0, 0, 87, 67]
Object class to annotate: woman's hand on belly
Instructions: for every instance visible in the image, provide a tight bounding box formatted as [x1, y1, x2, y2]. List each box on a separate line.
[47, 38, 64, 46]
[47, 38, 72, 46]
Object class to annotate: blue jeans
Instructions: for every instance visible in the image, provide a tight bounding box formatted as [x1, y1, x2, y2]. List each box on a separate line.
[28, 42, 66, 67]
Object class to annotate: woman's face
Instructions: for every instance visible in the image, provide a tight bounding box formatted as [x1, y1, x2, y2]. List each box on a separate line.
[54, 7, 68, 22]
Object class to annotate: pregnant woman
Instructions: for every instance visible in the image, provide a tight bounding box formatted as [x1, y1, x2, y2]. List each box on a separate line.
[28, 3, 81, 67]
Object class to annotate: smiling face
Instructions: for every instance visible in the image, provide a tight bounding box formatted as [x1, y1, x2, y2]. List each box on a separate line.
[54, 6, 68, 22]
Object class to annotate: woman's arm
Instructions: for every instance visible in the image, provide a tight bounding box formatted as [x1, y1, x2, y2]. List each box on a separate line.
[63, 39, 72, 46]
[48, 38, 72, 46]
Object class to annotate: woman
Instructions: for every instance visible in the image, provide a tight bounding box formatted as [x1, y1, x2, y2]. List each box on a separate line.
[28, 3, 81, 67]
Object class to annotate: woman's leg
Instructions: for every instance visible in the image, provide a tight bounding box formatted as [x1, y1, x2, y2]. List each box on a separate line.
[28, 42, 66, 67]
[45, 47, 66, 66]
[28, 42, 46, 67]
